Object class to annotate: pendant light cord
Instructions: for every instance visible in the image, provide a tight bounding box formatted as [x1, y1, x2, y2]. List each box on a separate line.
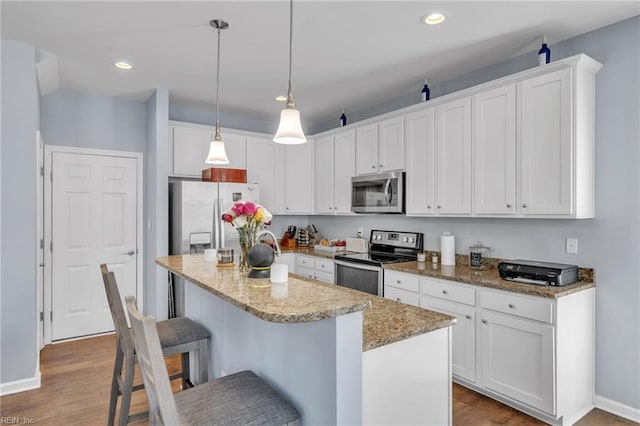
[288, 0, 293, 83]
[215, 23, 222, 139]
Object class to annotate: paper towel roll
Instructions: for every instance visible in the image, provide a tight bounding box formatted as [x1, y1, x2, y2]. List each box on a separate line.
[441, 233, 456, 266]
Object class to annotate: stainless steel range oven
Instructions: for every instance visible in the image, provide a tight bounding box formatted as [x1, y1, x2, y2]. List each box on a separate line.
[334, 230, 423, 296]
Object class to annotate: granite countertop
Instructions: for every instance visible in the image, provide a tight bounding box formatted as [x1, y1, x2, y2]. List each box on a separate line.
[156, 255, 456, 352]
[385, 261, 595, 298]
[280, 246, 344, 259]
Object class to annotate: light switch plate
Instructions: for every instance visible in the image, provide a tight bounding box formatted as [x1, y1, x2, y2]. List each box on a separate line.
[566, 238, 578, 254]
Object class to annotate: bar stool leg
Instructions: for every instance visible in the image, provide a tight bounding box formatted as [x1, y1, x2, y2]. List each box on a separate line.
[108, 344, 123, 426]
[118, 354, 135, 426]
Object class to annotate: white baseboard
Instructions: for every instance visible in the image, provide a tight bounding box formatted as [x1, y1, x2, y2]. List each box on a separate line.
[0, 370, 41, 396]
[595, 394, 640, 423]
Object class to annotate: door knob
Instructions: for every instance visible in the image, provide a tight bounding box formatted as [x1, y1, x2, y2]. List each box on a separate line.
[122, 250, 136, 256]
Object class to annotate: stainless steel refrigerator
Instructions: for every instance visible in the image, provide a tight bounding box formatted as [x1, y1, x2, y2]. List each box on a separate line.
[169, 180, 260, 315]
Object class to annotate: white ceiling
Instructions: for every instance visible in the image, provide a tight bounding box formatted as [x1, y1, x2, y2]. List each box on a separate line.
[2, 1, 639, 129]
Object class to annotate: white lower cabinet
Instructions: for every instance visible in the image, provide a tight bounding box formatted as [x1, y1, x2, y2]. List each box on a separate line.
[275, 253, 296, 275]
[295, 254, 335, 284]
[384, 269, 594, 425]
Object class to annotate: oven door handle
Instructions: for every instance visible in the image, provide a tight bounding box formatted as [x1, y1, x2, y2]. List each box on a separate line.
[383, 178, 392, 206]
[334, 260, 382, 272]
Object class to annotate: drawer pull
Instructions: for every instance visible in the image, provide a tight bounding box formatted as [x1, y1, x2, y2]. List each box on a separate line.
[396, 297, 401, 302]
[482, 319, 487, 324]
[396, 280, 401, 284]
[508, 303, 515, 309]
[465, 315, 472, 320]
[442, 290, 448, 295]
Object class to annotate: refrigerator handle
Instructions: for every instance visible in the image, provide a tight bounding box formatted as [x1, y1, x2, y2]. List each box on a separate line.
[219, 197, 225, 248]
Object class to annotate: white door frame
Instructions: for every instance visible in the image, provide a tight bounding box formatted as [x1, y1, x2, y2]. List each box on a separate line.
[42, 145, 144, 344]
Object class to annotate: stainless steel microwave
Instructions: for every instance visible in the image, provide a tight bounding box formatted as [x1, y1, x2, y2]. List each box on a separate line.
[351, 171, 405, 213]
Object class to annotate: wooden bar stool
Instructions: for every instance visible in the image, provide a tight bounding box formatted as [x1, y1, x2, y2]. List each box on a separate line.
[125, 296, 300, 426]
[100, 264, 210, 426]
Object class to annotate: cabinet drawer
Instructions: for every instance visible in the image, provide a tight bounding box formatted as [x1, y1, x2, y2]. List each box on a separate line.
[315, 270, 335, 284]
[481, 290, 553, 324]
[296, 255, 315, 269]
[385, 286, 420, 307]
[315, 258, 335, 273]
[421, 278, 475, 306]
[296, 266, 315, 280]
[385, 270, 420, 293]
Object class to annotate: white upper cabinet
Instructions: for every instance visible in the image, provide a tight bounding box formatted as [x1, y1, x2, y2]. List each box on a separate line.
[473, 84, 517, 215]
[519, 68, 573, 216]
[246, 135, 280, 213]
[283, 140, 314, 214]
[378, 116, 405, 172]
[405, 108, 436, 216]
[169, 121, 246, 177]
[435, 97, 472, 215]
[355, 123, 378, 175]
[314, 135, 335, 214]
[355, 116, 404, 175]
[314, 130, 356, 215]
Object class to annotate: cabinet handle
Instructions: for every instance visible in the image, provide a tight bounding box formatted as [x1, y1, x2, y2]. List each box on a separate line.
[506, 203, 512, 208]
[442, 289, 448, 294]
[437, 205, 441, 209]
[396, 280, 401, 284]
[396, 297, 401, 302]
[379, 164, 383, 168]
[482, 319, 487, 324]
[286, 207, 289, 210]
[508, 303, 515, 309]
[465, 315, 472, 320]
[522, 204, 527, 208]
[334, 206, 338, 210]
[371, 165, 376, 169]
[328, 206, 332, 210]
[427, 205, 432, 209]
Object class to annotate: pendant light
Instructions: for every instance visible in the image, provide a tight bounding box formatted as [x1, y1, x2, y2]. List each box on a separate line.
[273, 0, 307, 144]
[206, 19, 230, 164]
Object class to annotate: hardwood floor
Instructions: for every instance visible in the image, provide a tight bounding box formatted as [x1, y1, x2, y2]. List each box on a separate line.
[0, 334, 637, 425]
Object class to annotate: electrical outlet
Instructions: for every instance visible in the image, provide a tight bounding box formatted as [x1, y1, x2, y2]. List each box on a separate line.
[357, 227, 364, 238]
[566, 238, 578, 254]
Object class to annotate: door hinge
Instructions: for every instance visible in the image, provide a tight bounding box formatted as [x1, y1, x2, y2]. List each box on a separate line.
[50, 311, 53, 322]
[40, 239, 44, 249]
[50, 171, 53, 182]
[40, 312, 44, 321]
[40, 166, 44, 177]
[50, 241, 53, 252]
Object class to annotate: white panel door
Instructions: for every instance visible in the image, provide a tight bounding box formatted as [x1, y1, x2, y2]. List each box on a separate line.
[314, 135, 335, 214]
[333, 130, 356, 214]
[51, 152, 138, 340]
[435, 97, 472, 215]
[520, 68, 573, 215]
[405, 108, 435, 216]
[474, 85, 516, 215]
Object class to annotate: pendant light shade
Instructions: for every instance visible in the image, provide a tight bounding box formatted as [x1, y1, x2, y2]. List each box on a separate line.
[274, 0, 306, 144]
[206, 19, 230, 165]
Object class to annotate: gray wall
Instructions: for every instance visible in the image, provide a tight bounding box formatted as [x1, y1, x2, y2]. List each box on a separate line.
[40, 89, 146, 153]
[169, 102, 275, 135]
[144, 89, 170, 319]
[311, 16, 640, 409]
[0, 40, 39, 384]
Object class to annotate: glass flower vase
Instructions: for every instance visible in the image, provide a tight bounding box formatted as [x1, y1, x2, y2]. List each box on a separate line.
[237, 228, 255, 273]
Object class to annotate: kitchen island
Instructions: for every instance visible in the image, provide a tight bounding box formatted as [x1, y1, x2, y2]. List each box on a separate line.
[157, 254, 456, 425]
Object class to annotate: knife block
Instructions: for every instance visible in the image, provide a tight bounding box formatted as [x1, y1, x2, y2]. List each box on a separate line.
[280, 234, 297, 249]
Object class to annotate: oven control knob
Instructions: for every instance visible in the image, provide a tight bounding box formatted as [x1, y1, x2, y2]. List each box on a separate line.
[408, 237, 415, 243]
[375, 234, 383, 240]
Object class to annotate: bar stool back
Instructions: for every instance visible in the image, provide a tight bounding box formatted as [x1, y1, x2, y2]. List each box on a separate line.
[100, 264, 210, 425]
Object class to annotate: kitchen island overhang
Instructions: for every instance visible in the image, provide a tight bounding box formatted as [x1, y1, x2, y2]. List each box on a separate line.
[156, 255, 455, 425]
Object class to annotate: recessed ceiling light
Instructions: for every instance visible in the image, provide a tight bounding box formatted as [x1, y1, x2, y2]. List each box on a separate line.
[113, 61, 133, 70]
[422, 12, 446, 25]
[275, 95, 287, 102]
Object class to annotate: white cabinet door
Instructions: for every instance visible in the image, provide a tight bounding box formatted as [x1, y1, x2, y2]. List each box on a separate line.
[246, 136, 278, 212]
[520, 68, 572, 216]
[355, 123, 378, 175]
[436, 98, 472, 214]
[206, 130, 246, 171]
[473, 85, 516, 215]
[481, 310, 555, 414]
[405, 108, 436, 216]
[314, 136, 335, 214]
[333, 130, 356, 214]
[172, 125, 212, 177]
[284, 141, 314, 214]
[421, 296, 476, 383]
[378, 116, 404, 172]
